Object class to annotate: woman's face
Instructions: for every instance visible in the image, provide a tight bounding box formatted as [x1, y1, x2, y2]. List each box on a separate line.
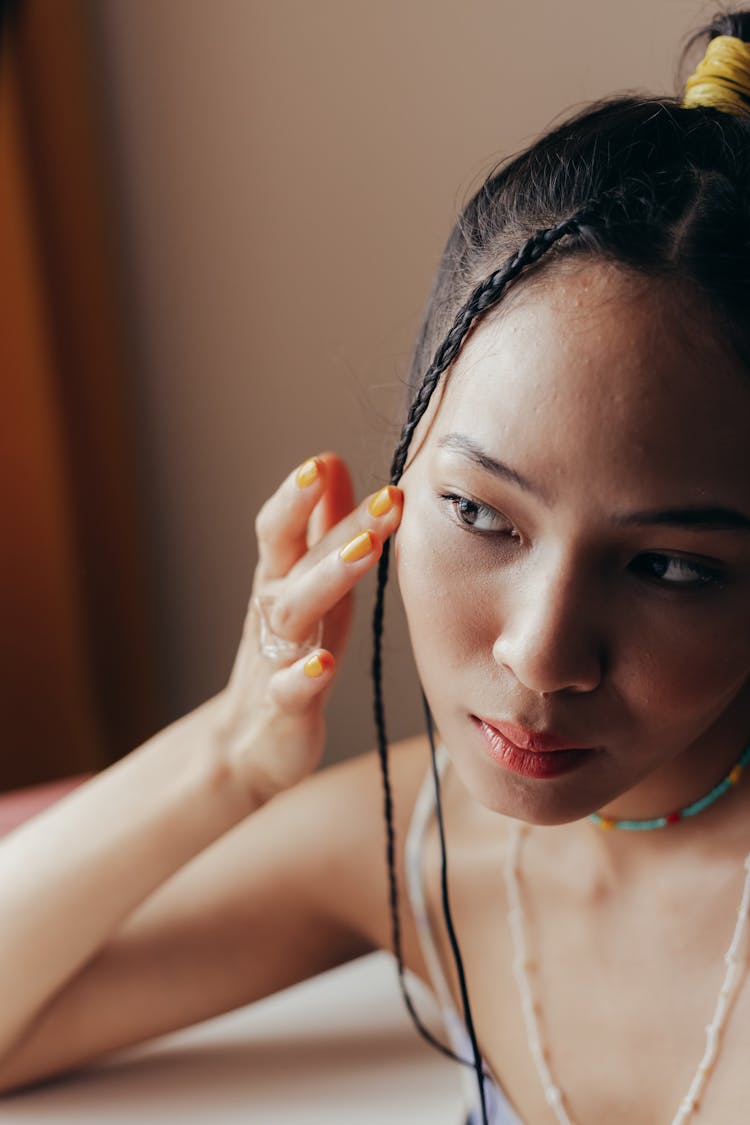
[395, 261, 750, 824]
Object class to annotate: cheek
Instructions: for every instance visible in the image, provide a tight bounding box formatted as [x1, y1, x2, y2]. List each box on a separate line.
[398, 525, 750, 727]
[395, 488, 750, 736]
[395, 509, 497, 674]
[623, 615, 750, 722]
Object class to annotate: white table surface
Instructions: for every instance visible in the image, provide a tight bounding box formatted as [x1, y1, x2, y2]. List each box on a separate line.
[0, 953, 466, 1123]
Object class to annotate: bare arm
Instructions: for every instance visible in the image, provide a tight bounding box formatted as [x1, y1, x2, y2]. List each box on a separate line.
[0, 739, 429, 1095]
[0, 698, 250, 1070]
[0, 454, 406, 1092]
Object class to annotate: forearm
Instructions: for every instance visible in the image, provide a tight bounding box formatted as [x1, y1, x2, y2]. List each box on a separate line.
[0, 454, 399, 1074]
[0, 695, 253, 1059]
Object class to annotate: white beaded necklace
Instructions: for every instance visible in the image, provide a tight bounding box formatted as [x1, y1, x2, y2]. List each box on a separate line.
[503, 821, 750, 1124]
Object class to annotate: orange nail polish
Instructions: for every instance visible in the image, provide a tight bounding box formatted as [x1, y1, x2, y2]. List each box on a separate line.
[304, 651, 333, 678]
[296, 458, 320, 488]
[368, 486, 396, 518]
[340, 530, 375, 563]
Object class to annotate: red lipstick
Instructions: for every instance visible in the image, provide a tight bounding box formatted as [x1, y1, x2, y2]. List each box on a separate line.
[473, 716, 598, 779]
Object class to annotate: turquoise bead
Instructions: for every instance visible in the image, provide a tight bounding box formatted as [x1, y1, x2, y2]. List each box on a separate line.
[589, 744, 750, 831]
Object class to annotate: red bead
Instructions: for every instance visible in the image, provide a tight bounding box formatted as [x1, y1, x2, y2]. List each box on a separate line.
[666, 811, 682, 825]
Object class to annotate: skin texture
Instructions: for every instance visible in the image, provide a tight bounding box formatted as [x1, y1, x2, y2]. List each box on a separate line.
[390, 261, 750, 1123]
[396, 260, 750, 829]
[4, 260, 750, 1123]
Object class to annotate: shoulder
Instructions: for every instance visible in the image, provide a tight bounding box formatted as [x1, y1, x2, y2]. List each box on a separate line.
[270, 732, 431, 844]
[256, 732, 433, 966]
[293, 732, 431, 833]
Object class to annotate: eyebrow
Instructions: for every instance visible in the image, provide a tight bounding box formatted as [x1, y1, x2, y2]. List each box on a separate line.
[436, 432, 750, 533]
[437, 433, 543, 496]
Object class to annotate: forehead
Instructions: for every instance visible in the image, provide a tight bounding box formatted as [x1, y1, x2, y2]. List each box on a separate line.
[433, 261, 750, 503]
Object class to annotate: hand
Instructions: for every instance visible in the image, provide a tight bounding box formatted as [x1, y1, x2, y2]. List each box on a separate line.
[217, 453, 403, 806]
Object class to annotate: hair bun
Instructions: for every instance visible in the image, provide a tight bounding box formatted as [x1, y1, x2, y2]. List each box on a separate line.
[683, 12, 750, 116]
[704, 9, 750, 43]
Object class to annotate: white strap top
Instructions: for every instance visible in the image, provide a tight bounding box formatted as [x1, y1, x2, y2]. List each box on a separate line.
[404, 746, 527, 1125]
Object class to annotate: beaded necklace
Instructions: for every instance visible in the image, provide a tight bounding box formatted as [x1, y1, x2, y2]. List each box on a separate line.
[503, 822, 750, 1124]
[589, 744, 750, 831]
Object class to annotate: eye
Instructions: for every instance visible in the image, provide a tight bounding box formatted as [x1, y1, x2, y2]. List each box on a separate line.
[440, 492, 519, 536]
[630, 552, 724, 590]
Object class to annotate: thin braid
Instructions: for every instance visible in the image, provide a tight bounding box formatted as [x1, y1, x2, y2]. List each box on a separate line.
[389, 216, 583, 485]
[370, 537, 462, 1061]
[372, 215, 586, 1116]
[424, 692, 490, 1125]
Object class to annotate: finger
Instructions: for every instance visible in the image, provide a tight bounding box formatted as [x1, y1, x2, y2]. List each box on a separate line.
[289, 483, 403, 581]
[269, 649, 336, 714]
[254, 455, 328, 581]
[269, 519, 397, 644]
[307, 452, 355, 548]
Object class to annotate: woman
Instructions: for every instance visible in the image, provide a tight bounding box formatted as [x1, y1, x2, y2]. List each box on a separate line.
[2, 10, 750, 1123]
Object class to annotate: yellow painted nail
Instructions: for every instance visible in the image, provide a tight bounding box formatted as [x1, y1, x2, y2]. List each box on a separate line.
[368, 486, 396, 518]
[304, 652, 332, 678]
[295, 458, 320, 488]
[340, 530, 375, 563]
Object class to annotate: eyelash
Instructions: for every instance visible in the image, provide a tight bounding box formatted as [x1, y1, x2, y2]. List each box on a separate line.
[628, 554, 723, 590]
[439, 492, 725, 591]
[440, 493, 520, 538]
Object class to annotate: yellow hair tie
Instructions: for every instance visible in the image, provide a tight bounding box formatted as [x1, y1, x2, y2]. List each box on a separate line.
[683, 34, 750, 116]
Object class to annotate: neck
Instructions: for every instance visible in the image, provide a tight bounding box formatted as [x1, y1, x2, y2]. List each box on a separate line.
[567, 722, 750, 876]
[580, 781, 750, 886]
[597, 693, 749, 806]
[592, 746, 750, 831]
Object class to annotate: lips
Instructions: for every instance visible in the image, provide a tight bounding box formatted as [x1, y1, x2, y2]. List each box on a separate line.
[472, 716, 598, 779]
[474, 717, 596, 753]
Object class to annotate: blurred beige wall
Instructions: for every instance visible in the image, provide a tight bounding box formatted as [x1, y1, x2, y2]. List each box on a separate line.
[93, 0, 712, 764]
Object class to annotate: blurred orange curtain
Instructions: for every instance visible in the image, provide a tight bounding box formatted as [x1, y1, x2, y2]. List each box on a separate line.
[0, 0, 159, 790]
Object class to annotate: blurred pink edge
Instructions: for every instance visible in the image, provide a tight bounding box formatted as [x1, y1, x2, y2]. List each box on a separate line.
[0, 774, 94, 838]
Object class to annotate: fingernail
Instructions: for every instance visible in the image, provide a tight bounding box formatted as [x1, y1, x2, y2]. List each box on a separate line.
[340, 529, 375, 563]
[296, 458, 320, 488]
[368, 486, 397, 518]
[304, 651, 334, 678]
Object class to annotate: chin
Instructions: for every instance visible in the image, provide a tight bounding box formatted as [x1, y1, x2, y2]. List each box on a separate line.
[442, 733, 600, 827]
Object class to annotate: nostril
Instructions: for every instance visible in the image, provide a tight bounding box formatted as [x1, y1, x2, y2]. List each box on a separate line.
[492, 628, 603, 696]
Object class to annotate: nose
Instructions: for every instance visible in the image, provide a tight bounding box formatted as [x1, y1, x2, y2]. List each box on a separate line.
[492, 552, 604, 696]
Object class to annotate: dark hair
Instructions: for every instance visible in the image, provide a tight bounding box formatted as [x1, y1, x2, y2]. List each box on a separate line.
[372, 11, 750, 1122]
